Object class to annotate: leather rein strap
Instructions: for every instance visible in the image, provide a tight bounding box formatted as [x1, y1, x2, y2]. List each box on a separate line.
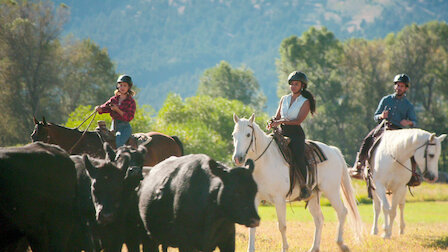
[245, 125, 274, 162]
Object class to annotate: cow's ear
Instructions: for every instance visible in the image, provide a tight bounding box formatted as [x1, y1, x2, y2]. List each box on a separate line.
[104, 142, 116, 161]
[33, 116, 38, 125]
[138, 144, 147, 156]
[42, 116, 47, 126]
[233, 113, 239, 123]
[83, 154, 97, 179]
[117, 154, 130, 174]
[209, 159, 227, 178]
[245, 159, 254, 173]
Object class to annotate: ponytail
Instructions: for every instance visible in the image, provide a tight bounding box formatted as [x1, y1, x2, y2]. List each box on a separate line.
[301, 88, 316, 115]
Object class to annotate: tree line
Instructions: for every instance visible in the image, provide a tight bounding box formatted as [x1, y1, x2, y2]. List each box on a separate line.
[1, 1, 447, 170]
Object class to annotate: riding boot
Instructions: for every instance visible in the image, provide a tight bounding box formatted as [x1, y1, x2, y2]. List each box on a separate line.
[350, 152, 365, 180]
[297, 163, 311, 200]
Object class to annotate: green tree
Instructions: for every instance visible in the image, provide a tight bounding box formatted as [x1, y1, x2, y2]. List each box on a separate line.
[197, 61, 266, 111]
[154, 93, 268, 163]
[58, 37, 117, 116]
[0, 0, 68, 145]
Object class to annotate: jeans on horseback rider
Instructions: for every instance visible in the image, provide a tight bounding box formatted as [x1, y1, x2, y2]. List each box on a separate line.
[351, 74, 417, 179]
[268, 71, 316, 200]
[95, 75, 137, 148]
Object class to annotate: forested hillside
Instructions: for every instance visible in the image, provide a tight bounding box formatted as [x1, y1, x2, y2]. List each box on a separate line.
[53, 0, 448, 113]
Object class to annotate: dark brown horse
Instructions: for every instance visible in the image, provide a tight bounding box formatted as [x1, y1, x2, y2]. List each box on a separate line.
[31, 117, 183, 166]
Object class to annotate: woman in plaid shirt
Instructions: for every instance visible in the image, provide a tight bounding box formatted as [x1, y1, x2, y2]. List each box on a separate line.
[95, 74, 136, 147]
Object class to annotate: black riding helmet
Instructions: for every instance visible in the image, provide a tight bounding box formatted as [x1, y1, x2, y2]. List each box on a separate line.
[117, 74, 133, 88]
[288, 71, 308, 87]
[393, 74, 410, 87]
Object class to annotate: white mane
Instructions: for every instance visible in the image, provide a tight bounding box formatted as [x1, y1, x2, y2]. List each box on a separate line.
[381, 128, 430, 157]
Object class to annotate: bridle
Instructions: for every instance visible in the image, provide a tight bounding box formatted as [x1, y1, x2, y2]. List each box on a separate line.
[391, 139, 436, 176]
[242, 124, 274, 162]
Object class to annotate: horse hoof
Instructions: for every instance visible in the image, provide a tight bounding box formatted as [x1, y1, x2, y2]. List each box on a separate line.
[371, 229, 378, 235]
[337, 242, 350, 252]
[382, 233, 391, 239]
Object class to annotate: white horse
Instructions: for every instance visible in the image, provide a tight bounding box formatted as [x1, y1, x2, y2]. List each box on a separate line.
[367, 128, 446, 238]
[232, 114, 363, 252]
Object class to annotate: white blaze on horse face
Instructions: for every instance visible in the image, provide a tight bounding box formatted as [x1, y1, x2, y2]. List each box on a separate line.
[232, 118, 252, 166]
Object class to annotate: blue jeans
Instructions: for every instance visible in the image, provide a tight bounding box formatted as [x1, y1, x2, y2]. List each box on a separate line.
[112, 120, 132, 147]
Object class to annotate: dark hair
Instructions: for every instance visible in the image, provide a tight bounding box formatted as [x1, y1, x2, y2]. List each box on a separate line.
[301, 86, 316, 115]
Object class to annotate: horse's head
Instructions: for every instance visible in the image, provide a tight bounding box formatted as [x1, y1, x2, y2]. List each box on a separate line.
[31, 116, 50, 143]
[414, 133, 447, 182]
[83, 153, 130, 225]
[232, 113, 256, 166]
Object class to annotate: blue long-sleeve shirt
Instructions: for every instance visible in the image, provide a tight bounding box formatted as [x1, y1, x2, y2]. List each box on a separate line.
[374, 94, 417, 128]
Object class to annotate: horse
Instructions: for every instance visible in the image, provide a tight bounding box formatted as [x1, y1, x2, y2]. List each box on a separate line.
[366, 128, 446, 238]
[31, 117, 183, 166]
[232, 114, 363, 252]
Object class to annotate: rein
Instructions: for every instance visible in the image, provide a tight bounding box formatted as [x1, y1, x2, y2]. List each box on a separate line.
[390, 140, 435, 175]
[68, 110, 98, 154]
[246, 125, 275, 162]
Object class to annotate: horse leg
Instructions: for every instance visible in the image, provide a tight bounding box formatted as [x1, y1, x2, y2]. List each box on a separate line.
[273, 197, 289, 252]
[307, 193, 324, 252]
[398, 189, 407, 235]
[389, 186, 406, 237]
[247, 197, 260, 252]
[325, 189, 349, 252]
[374, 184, 391, 238]
[371, 189, 381, 235]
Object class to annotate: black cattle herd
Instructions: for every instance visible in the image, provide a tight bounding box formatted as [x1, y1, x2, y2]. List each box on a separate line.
[0, 140, 259, 252]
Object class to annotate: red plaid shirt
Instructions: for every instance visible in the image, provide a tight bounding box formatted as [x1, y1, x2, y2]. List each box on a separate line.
[98, 95, 136, 122]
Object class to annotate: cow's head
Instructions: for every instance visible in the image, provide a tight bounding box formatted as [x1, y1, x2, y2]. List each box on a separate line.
[211, 159, 260, 228]
[104, 142, 147, 190]
[83, 153, 130, 225]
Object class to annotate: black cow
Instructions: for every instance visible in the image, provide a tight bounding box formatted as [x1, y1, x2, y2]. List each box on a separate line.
[70, 143, 147, 251]
[139, 154, 260, 252]
[0, 142, 77, 252]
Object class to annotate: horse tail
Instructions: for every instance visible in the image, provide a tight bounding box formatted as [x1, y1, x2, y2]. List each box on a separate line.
[171, 135, 184, 156]
[335, 147, 364, 242]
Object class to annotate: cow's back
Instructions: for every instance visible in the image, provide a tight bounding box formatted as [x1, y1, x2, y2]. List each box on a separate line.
[139, 154, 220, 249]
[0, 142, 77, 251]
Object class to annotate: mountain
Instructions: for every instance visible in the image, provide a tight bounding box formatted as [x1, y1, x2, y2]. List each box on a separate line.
[54, 0, 448, 114]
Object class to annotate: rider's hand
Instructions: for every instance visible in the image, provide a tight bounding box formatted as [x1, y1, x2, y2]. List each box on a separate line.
[400, 119, 413, 127]
[381, 110, 389, 120]
[110, 104, 119, 112]
[95, 106, 102, 113]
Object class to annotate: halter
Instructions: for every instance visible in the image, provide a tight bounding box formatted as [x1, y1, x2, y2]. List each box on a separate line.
[391, 139, 436, 176]
[244, 124, 274, 162]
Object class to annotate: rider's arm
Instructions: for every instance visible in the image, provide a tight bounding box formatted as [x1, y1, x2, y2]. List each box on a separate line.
[373, 97, 387, 122]
[407, 103, 418, 128]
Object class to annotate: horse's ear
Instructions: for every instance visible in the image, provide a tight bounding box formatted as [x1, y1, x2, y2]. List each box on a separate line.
[233, 113, 239, 123]
[249, 113, 255, 123]
[42, 116, 47, 126]
[430, 133, 436, 142]
[438, 134, 447, 143]
[83, 154, 97, 179]
[104, 142, 116, 161]
[245, 159, 254, 173]
[33, 116, 38, 125]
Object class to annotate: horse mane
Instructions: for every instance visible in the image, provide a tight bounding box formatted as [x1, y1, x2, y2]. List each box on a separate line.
[47, 122, 84, 134]
[382, 128, 430, 156]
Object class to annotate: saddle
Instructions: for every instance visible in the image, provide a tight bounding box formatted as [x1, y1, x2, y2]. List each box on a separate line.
[270, 128, 327, 195]
[95, 121, 151, 149]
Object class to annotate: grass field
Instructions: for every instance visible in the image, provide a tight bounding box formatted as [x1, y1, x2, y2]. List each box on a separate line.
[148, 182, 448, 251]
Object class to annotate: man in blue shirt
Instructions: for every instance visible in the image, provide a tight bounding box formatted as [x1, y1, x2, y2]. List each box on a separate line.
[350, 74, 417, 179]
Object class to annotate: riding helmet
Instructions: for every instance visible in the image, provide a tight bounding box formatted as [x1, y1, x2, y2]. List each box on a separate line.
[288, 71, 308, 86]
[117, 74, 133, 88]
[393, 74, 410, 87]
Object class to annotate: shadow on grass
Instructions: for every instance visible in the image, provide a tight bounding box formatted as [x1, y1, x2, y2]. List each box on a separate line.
[425, 236, 448, 249]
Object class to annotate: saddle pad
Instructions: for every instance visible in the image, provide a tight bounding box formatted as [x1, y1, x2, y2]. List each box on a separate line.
[304, 140, 327, 165]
